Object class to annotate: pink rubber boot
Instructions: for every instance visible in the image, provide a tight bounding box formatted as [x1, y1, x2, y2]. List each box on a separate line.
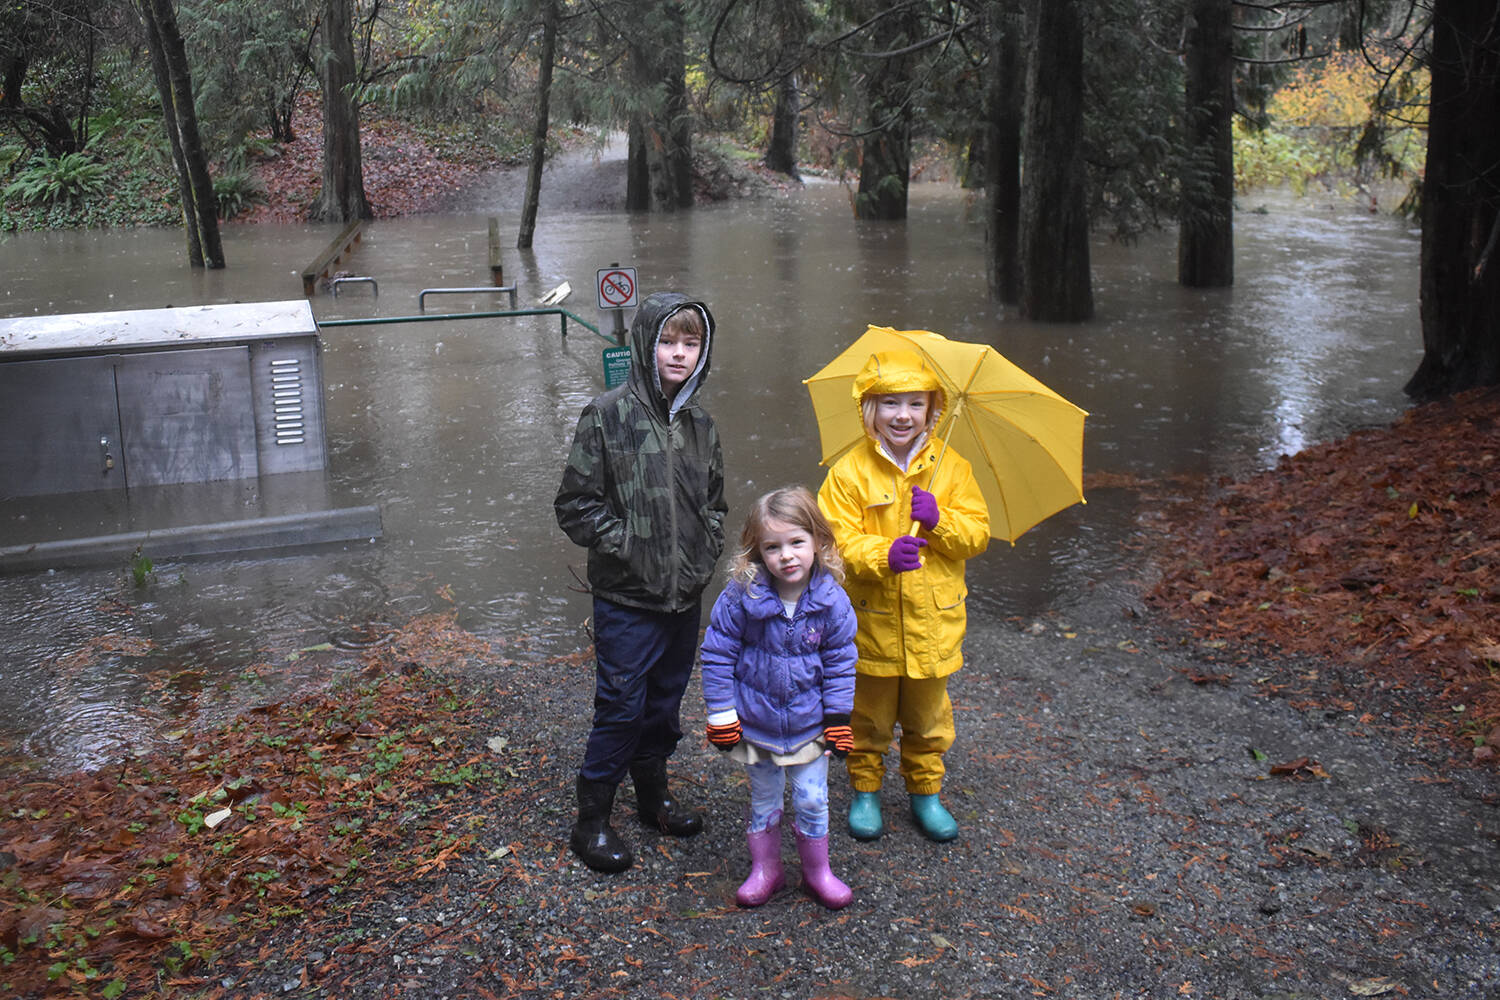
[737, 822, 787, 906]
[794, 828, 852, 910]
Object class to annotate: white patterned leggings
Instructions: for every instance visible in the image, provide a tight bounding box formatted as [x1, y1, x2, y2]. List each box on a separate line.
[745, 754, 830, 838]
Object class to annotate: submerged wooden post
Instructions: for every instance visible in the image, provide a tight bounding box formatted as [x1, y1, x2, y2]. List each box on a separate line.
[488, 217, 504, 286]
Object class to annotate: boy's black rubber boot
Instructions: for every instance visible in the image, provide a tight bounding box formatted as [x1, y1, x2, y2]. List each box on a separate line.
[570, 777, 634, 873]
[631, 758, 704, 837]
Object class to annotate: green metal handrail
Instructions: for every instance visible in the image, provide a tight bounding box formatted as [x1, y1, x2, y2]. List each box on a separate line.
[317, 307, 612, 343]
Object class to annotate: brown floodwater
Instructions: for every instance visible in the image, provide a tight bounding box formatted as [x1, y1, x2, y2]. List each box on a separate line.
[0, 175, 1421, 771]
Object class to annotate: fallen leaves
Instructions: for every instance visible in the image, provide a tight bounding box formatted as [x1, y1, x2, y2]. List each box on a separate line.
[1267, 756, 1330, 779]
[0, 613, 503, 999]
[1147, 386, 1500, 758]
[238, 94, 514, 225]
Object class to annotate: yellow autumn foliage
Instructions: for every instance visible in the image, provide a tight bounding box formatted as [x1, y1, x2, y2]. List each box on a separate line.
[1235, 50, 1428, 198]
[1270, 52, 1376, 129]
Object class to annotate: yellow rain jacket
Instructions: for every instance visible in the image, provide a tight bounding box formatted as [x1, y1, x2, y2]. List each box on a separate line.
[817, 352, 989, 678]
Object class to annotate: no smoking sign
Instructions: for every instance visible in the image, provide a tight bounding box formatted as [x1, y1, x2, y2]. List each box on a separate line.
[596, 267, 638, 310]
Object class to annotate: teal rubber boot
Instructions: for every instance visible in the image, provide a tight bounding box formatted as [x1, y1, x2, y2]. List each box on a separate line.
[847, 791, 884, 840]
[909, 793, 958, 842]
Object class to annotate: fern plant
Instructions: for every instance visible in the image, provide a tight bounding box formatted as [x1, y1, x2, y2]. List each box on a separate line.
[3, 153, 108, 206]
[213, 168, 267, 219]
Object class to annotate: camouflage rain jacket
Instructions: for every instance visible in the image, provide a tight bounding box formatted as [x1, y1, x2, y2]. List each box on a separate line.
[554, 292, 727, 613]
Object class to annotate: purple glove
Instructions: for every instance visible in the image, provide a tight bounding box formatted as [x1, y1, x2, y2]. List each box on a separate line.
[888, 535, 927, 573]
[911, 486, 940, 532]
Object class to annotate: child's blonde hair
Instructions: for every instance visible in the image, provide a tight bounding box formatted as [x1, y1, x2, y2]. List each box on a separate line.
[728, 485, 845, 587]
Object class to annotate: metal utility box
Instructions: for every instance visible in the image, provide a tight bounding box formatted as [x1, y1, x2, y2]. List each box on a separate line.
[0, 301, 327, 499]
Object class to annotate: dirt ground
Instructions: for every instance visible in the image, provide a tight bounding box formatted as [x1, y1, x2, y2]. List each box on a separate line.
[209, 594, 1500, 999]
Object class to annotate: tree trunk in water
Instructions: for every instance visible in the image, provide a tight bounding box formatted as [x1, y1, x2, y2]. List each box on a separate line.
[960, 130, 982, 189]
[626, 112, 650, 212]
[1406, 0, 1500, 400]
[855, 7, 916, 221]
[517, 0, 558, 250]
[764, 74, 801, 179]
[1018, 0, 1091, 321]
[663, 0, 693, 209]
[309, 0, 371, 223]
[984, 0, 1022, 304]
[138, 0, 224, 269]
[138, 4, 200, 267]
[856, 125, 910, 219]
[624, 0, 693, 212]
[1177, 0, 1235, 288]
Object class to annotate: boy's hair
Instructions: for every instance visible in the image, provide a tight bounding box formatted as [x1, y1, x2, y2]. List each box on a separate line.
[661, 305, 706, 340]
[860, 390, 941, 442]
[728, 485, 845, 587]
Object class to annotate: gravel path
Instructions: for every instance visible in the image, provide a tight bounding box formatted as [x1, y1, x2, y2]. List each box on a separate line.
[236, 600, 1500, 999]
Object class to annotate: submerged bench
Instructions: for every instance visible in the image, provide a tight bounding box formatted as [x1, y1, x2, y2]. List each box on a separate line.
[302, 219, 366, 295]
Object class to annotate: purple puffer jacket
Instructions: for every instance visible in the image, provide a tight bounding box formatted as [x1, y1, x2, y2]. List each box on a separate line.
[700, 565, 857, 754]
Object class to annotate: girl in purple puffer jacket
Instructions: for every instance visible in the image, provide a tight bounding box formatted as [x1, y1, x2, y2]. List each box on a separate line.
[700, 485, 859, 909]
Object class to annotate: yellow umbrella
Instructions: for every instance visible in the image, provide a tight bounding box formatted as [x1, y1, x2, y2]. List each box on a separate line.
[803, 325, 1087, 542]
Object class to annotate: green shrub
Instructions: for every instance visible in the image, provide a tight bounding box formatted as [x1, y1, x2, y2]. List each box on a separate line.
[3, 152, 108, 206]
[87, 108, 171, 169]
[213, 169, 266, 219]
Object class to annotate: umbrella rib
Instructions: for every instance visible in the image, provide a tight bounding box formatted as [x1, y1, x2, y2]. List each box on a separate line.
[929, 350, 987, 467]
[963, 411, 1017, 540]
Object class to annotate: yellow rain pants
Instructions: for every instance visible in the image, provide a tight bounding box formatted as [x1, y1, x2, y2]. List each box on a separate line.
[846, 674, 955, 795]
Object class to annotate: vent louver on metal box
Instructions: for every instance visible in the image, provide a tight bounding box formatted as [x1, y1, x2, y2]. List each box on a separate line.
[270, 357, 306, 446]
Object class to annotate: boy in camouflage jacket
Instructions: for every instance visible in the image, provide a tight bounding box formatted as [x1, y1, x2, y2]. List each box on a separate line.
[555, 291, 726, 872]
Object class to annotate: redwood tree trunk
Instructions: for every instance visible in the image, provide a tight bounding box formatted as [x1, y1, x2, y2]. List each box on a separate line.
[517, 0, 558, 249]
[984, 0, 1022, 304]
[1018, 0, 1091, 321]
[1178, 0, 1235, 288]
[764, 73, 801, 179]
[856, 123, 910, 220]
[309, 0, 371, 222]
[1405, 0, 1500, 400]
[624, 0, 693, 212]
[855, 5, 916, 221]
[663, 0, 693, 208]
[626, 111, 650, 212]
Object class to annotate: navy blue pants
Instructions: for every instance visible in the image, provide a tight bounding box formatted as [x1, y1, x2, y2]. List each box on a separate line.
[579, 596, 701, 785]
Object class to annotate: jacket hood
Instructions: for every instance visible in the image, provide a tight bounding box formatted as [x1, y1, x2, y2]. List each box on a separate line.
[851, 349, 947, 440]
[852, 349, 944, 407]
[628, 291, 716, 417]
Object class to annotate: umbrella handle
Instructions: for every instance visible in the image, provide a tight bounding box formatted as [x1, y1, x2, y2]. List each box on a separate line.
[907, 396, 961, 538]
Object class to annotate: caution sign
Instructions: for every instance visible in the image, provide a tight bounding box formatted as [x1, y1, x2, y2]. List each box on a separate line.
[603, 345, 631, 388]
[596, 267, 638, 310]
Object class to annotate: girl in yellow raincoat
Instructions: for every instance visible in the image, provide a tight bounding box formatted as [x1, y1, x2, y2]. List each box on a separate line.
[816, 349, 989, 842]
